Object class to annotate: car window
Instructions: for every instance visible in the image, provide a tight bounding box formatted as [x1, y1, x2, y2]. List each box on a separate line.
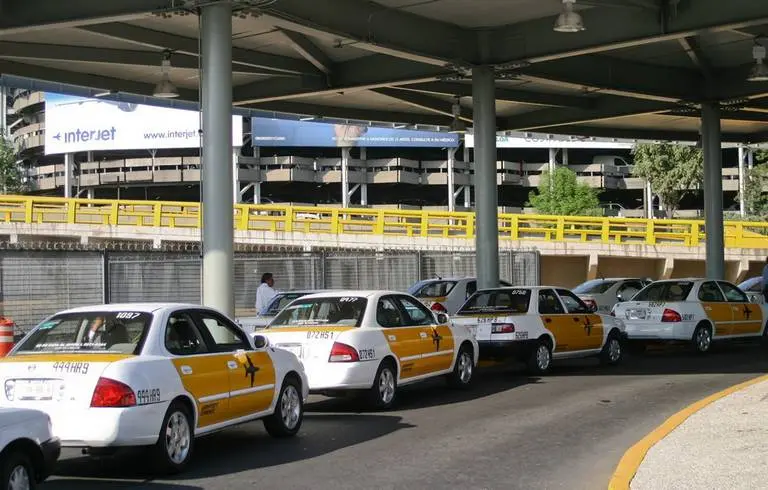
[269, 297, 367, 328]
[538, 289, 565, 315]
[459, 289, 531, 315]
[377, 297, 406, 328]
[396, 296, 434, 326]
[165, 312, 209, 356]
[264, 293, 308, 316]
[633, 281, 693, 302]
[573, 280, 617, 295]
[618, 281, 644, 299]
[718, 282, 749, 303]
[466, 281, 477, 298]
[556, 289, 590, 313]
[698, 281, 725, 302]
[195, 311, 249, 352]
[12, 311, 151, 355]
[408, 280, 457, 298]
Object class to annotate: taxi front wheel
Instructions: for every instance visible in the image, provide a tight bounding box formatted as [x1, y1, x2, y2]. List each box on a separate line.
[264, 375, 304, 438]
[153, 401, 194, 474]
[1, 450, 36, 490]
[447, 345, 474, 389]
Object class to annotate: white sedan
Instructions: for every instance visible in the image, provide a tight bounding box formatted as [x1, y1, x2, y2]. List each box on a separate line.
[0, 408, 60, 489]
[0, 303, 309, 474]
[258, 291, 479, 409]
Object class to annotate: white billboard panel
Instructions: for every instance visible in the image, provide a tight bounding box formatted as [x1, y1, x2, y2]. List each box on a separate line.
[464, 132, 636, 149]
[44, 93, 243, 155]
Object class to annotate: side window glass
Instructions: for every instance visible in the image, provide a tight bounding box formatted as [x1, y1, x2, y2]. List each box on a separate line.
[377, 298, 405, 328]
[466, 281, 477, 298]
[556, 289, 589, 313]
[698, 282, 725, 302]
[165, 312, 208, 356]
[618, 281, 642, 300]
[196, 312, 248, 352]
[718, 282, 749, 303]
[397, 296, 434, 326]
[538, 289, 565, 314]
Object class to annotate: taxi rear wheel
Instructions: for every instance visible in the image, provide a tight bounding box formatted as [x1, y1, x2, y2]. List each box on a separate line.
[153, 401, 194, 474]
[368, 360, 397, 410]
[527, 340, 552, 375]
[264, 375, 304, 438]
[447, 345, 474, 389]
[692, 323, 713, 354]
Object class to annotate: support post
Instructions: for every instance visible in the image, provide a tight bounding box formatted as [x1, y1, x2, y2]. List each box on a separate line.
[63, 153, 74, 198]
[472, 65, 499, 289]
[562, 148, 569, 166]
[645, 180, 653, 219]
[232, 146, 241, 204]
[548, 148, 557, 192]
[200, 2, 234, 315]
[253, 145, 262, 204]
[447, 147, 456, 212]
[738, 145, 746, 217]
[701, 102, 724, 280]
[0, 86, 6, 136]
[341, 147, 350, 208]
[360, 147, 368, 206]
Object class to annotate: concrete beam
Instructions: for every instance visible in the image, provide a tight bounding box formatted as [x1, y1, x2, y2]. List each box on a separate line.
[279, 29, 334, 75]
[488, 0, 768, 66]
[79, 22, 318, 75]
[372, 87, 473, 123]
[263, 0, 474, 66]
[399, 81, 596, 109]
[528, 124, 752, 143]
[662, 109, 768, 123]
[678, 36, 714, 79]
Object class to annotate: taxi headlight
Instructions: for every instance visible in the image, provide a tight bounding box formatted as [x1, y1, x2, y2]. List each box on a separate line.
[4, 380, 15, 401]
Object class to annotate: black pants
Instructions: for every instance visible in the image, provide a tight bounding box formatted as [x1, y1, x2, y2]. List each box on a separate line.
[763, 286, 768, 303]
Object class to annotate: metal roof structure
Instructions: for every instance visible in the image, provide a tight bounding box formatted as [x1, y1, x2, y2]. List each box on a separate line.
[1, 0, 768, 142]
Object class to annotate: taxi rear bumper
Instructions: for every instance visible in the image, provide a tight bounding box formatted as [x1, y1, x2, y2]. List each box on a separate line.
[478, 339, 538, 360]
[623, 321, 697, 341]
[51, 402, 169, 448]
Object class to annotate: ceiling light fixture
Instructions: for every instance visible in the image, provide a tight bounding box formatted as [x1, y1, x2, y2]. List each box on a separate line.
[748, 37, 768, 82]
[554, 0, 585, 33]
[153, 51, 179, 98]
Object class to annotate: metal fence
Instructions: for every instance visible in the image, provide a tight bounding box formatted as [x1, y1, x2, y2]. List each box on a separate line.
[1, 248, 539, 333]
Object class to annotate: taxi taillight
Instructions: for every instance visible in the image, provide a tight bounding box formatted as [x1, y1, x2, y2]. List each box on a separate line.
[328, 342, 360, 363]
[430, 302, 447, 313]
[91, 377, 136, 408]
[661, 309, 682, 323]
[491, 323, 515, 334]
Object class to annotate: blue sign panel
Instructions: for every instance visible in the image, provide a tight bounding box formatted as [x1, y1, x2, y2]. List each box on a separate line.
[250, 117, 460, 147]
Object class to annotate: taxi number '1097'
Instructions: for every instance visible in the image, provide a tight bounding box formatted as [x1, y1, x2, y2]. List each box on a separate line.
[307, 331, 335, 340]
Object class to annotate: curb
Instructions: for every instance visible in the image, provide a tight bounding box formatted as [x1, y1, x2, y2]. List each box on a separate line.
[607, 372, 768, 490]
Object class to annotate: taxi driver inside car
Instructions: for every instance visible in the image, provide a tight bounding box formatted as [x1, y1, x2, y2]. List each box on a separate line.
[258, 291, 479, 409]
[0, 304, 309, 474]
[450, 286, 627, 374]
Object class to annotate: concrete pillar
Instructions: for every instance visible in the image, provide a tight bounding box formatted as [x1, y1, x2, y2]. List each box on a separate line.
[472, 65, 499, 289]
[738, 145, 747, 217]
[0, 86, 6, 136]
[562, 148, 569, 166]
[232, 147, 241, 204]
[253, 145, 262, 204]
[447, 147, 456, 212]
[86, 188, 94, 200]
[341, 147, 351, 208]
[200, 1, 234, 315]
[360, 147, 368, 206]
[63, 153, 74, 198]
[701, 102, 725, 280]
[645, 181, 653, 219]
[659, 257, 675, 280]
[587, 253, 599, 280]
[748, 147, 754, 171]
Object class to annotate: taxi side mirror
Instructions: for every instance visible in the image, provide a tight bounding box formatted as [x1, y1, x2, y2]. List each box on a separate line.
[436, 313, 449, 324]
[253, 335, 269, 349]
[588, 303, 598, 313]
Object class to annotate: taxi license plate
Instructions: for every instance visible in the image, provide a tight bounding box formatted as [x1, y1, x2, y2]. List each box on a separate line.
[626, 309, 647, 320]
[276, 344, 303, 359]
[16, 379, 53, 400]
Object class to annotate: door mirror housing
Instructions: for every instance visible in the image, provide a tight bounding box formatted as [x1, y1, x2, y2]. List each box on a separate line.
[253, 334, 269, 349]
[436, 313, 449, 324]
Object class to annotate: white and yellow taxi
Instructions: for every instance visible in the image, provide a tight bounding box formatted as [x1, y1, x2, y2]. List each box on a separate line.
[257, 290, 479, 409]
[612, 278, 768, 353]
[451, 286, 627, 374]
[0, 303, 308, 474]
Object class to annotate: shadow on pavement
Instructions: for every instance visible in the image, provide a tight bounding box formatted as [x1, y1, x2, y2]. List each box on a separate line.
[44, 480, 201, 490]
[49, 413, 411, 485]
[306, 369, 541, 413]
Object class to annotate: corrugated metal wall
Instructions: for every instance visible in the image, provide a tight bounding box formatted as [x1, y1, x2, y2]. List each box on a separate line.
[1, 249, 540, 333]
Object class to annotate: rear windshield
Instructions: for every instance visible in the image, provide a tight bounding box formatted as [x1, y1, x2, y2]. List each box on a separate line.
[265, 293, 311, 316]
[408, 280, 458, 298]
[738, 277, 763, 292]
[458, 289, 531, 314]
[13, 311, 152, 355]
[573, 280, 617, 295]
[269, 297, 367, 327]
[633, 282, 693, 302]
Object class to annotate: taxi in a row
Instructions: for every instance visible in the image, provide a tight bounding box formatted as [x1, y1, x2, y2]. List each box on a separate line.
[451, 286, 627, 373]
[612, 278, 768, 353]
[0, 303, 309, 474]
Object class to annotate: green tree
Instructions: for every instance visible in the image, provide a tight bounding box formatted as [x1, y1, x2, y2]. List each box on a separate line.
[631, 142, 703, 218]
[0, 133, 24, 194]
[741, 150, 768, 216]
[527, 166, 600, 215]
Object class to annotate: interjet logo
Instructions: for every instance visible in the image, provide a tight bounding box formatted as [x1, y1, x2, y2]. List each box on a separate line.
[52, 127, 117, 144]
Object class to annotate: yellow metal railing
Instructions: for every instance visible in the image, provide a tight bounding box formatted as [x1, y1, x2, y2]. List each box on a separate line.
[1, 195, 767, 248]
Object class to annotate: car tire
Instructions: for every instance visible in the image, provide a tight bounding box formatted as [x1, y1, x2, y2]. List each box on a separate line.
[368, 360, 398, 410]
[264, 375, 304, 438]
[446, 344, 474, 389]
[692, 323, 713, 354]
[153, 400, 194, 475]
[599, 331, 623, 365]
[1, 450, 36, 490]
[527, 340, 552, 375]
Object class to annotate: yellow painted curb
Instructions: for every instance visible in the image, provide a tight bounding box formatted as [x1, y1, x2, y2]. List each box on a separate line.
[607, 372, 768, 490]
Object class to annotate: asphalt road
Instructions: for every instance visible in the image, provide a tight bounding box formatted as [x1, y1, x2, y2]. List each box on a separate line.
[43, 342, 768, 490]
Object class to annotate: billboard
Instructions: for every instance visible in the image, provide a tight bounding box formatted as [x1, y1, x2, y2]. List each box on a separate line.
[44, 93, 243, 155]
[250, 117, 460, 147]
[465, 132, 635, 149]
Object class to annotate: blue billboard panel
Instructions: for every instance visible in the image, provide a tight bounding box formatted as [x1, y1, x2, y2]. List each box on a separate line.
[250, 117, 460, 147]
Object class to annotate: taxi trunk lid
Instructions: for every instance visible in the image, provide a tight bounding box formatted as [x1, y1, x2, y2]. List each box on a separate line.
[261, 326, 354, 363]
[615, 302, 668, 323]
[0, 353, 133, 411]
[452, 314, 521, 341]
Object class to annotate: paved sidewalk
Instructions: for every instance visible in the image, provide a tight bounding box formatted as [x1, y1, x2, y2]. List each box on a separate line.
[631, 377, 768, 489]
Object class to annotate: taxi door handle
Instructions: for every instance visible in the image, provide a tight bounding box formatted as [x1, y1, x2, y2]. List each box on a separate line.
[180, 365, 193, 375]
[704, 306, 712, 311]
[572, 317, 580, 322]
[227, 361, 238, 370]
[544, 318, 552, 323]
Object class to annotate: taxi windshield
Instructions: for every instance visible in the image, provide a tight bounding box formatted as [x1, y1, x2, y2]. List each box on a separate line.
[13, 311, 152, 355]
[633, 282, 693, 302]
[408, 280, 457, 298]
[264, 292, 311, 316]
[269, 297, 367, 328]
[458, 289, 531, 314]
